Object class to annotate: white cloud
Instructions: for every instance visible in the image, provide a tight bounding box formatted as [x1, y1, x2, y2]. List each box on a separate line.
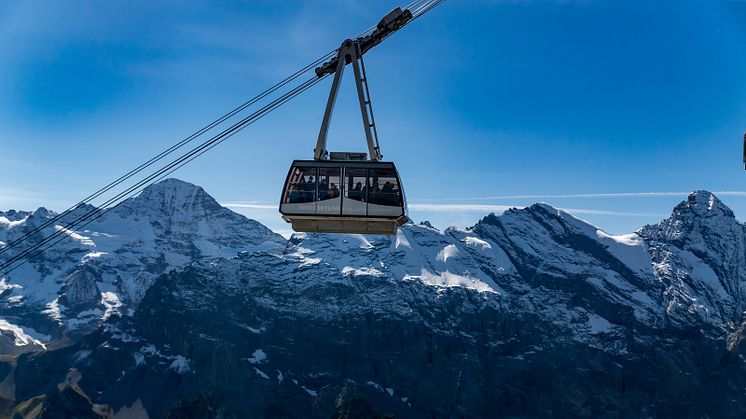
[223, 203, 277, 209]
[558, 208, 664, 217]
[416, 191, 746, 202]
[0, 188, 45, 210]
[224, 202, 662, 217]
[409, 204, 516, 213]
[409, 203, 662, 217]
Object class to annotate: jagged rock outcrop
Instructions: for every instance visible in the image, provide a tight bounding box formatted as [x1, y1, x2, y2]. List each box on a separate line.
[0, 179, 285, 338]
[59, 266, 101, 308]
[3, 184, 746, 417]
[639, 191, 746, 327]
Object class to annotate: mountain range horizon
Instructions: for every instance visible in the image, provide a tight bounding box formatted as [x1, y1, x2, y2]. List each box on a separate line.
[3, 178, 746, 417]
[1, 177, 733, 239]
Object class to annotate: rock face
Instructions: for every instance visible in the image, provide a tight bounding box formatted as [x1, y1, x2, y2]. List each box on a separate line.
[3, 183, 746, 417]
[639, 191, 746, 327]
[0, 179, 285, 339]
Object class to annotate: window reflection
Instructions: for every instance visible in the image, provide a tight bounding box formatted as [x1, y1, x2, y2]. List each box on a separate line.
[284, 167, 317, 203]
[368, 168, 401, 207]
[318, 167, 341, 201]
[345, 168, 368, 202]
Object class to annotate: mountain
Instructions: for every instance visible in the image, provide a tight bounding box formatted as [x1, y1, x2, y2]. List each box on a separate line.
[2, 181, 746, 417]
[0, 179, 284, 343]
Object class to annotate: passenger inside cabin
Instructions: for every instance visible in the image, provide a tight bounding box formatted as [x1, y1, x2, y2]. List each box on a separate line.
[349, 182, 364, 201]
[302, 176, 316, 201]
[367, 181, 382, 204]
[327, 183, 339, 198]
[381, 181, 396, 205]
[297, 176, 306, 199]
[288, 186, 302, 203]
[318, 178, 329, 200]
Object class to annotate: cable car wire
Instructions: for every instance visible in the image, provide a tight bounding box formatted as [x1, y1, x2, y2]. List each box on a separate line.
[412, 0, 444, 20]
[0, 0, 445, 273]
[0, 76, 323, 271]
[0, 51, 336, 259]
[0, 9, 401, 259]
[0, 0, 446, 275]
[0, 75, 326, 275]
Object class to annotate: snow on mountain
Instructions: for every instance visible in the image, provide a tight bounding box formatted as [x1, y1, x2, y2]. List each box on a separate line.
[4, 184, 746, 416]
[639, 190, 746, 327]
[471, 204, 664, 331]
[0, 318, 48, 353]
[3, 182, 745, 348]
[286, 222, 509, 294]
[0, 179, 284, 337]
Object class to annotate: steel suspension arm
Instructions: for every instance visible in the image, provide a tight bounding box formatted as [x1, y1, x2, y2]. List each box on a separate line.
[314, 7, 413, 78]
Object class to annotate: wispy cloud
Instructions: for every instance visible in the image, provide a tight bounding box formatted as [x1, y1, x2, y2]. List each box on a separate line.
[558, 208, 665, 217]
[223, 203, 277, 210]
[0, 188, 46, 210]
[415, 191, 746, 202]
[409, 204, 516, 213]
[409, 204, 663, 217]
[224, 202, 663, 217]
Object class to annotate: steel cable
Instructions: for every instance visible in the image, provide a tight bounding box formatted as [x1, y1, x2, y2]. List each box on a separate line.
[0, 50, 335, 258]
[0, 0, 445, 274]
[0, 75, 326, 275]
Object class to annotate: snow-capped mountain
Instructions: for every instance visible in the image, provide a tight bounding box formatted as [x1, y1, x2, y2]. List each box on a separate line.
[0, 179, 284, 341]
[639, 191, 746, 327]
[2, 180, 746, 417]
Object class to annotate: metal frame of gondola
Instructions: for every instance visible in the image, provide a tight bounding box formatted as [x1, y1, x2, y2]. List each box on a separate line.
[279, 7, 414, 235]
[313, 39, 382, 162]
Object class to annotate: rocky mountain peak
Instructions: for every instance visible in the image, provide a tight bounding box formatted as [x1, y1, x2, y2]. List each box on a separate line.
[673, 190, 735, 220]
[0, 178, 285, 337]
[479, 202, 595, 239]
[475, 203, 561, 226]
[140, 178, 220, 209]
[640, 190, 739, 241]
[116, 178, 222, 218]
[28, 207, 53, 221]
[32, 206, 52, 216]
[7, 184, 746, 417]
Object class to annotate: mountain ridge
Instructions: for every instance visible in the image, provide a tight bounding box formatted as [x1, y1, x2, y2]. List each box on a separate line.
[0, 178, 285, 341]
[3, 181, 746, 417]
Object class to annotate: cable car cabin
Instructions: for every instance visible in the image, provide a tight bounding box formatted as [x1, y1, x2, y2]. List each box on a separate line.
[279, 22, 416, 235]
[280, 159, 408, 235]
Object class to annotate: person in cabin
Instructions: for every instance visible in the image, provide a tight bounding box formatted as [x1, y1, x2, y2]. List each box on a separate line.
[288, 186, 302, 203]
[381, 181, 395, 205]
[350, 182, 363, 201]
[318, 177, 329, 200]
[303, 176, 316, 201]
[328, 183, 339, 198]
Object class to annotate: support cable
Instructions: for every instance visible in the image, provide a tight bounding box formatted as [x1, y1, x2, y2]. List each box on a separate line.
[0, 51, 335, 258]
[0, 75, 325, 274]
[0, 0, 446, 274]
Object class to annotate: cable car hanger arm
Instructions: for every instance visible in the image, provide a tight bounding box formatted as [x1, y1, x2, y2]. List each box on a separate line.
[312, 7, 412, 162]
[314, 7, 413, 78]
[313, 40, 381, 161]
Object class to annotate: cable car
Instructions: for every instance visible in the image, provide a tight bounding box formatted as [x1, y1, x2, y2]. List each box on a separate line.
[279, 8, 412, 235]
[280, 155, 407, 235]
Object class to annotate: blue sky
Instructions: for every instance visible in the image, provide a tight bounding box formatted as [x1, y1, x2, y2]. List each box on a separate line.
[1, 0, 746, 236]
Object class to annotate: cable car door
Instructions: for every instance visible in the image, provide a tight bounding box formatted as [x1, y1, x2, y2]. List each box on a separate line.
[342, 167, 367, 217]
